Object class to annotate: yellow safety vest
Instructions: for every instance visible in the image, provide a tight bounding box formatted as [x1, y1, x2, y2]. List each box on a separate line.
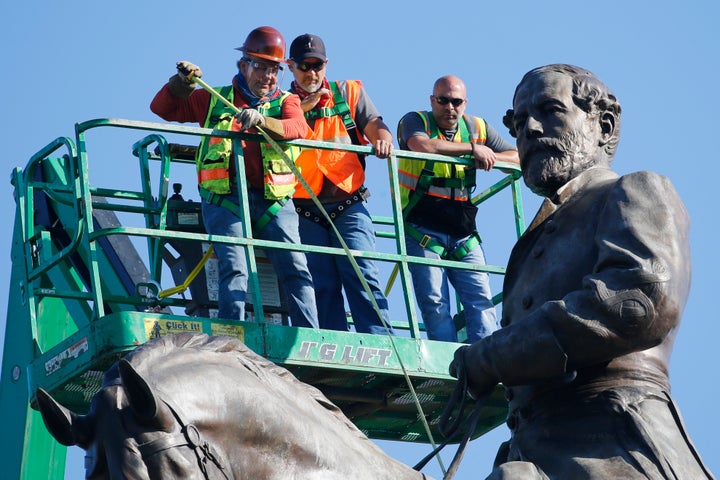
[397, 111, 487, 210]
[196, 86, 300, 200]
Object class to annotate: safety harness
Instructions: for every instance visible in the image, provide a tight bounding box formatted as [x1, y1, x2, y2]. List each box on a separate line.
[409, 227, 482, 261]
[399, 112, 485, 260]
[303, 81, 365, 160]
[295, 186, 371, 229]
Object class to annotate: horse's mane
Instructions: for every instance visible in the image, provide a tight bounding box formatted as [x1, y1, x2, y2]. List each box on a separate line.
[122, 332, 266, 371]
[105, 333, 357, 430]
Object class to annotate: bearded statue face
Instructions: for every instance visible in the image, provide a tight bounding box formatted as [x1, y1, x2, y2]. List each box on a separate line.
[510, 71, 606, 198]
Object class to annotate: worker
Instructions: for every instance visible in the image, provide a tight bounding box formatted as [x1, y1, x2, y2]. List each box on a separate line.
[287, 33, 393, 335]
[397, 75, 519, 343]
[150, 26, 318, 329]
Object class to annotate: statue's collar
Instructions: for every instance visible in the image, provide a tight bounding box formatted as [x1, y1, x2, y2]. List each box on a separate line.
[551, 167, 618, 205]
[526, 167, 618, 232]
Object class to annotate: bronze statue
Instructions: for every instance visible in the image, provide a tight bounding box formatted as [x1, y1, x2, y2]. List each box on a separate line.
[36, 333, 430, 479]
[450, 64, 714, 479]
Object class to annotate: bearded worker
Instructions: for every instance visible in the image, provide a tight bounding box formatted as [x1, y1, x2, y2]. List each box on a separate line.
[286, 33, 393, 335]
[450, 64, 714, 479]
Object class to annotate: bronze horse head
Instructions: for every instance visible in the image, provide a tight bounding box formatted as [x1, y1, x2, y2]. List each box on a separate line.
[36, 333, 431, 479]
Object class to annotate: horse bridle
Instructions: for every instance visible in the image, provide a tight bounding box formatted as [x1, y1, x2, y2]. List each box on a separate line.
[413, 350, 485, 480]
[136, 395, 232, 480]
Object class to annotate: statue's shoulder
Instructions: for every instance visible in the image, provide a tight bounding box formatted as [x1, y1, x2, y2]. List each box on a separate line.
[616, 170, 679, 197]
[621, 169, 671, 182]
[613, 170, 687, 219]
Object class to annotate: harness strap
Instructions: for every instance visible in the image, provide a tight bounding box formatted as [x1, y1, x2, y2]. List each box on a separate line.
[405, 224, 482, 260]
[137, 429, 192, 457]
[158, 245, 215, 299]
[401, 112, 477, 221]
[137, 395, 231, 480]
[296, 186, 370, 229]
[403, 163, 436, 220]
[304, 81, 357, 131]
[199, 186, 291, 233]
[304, 81, 366, 169]
[431, 177, 471, 189]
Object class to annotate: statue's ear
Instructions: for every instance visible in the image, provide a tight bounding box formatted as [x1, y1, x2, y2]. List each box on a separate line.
[36, 387, 92, 448]
[118, 359, 175, 430]
[599, 111, 616, 145]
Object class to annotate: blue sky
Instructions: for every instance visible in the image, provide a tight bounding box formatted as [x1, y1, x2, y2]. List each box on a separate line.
[1, 1, 718, 478]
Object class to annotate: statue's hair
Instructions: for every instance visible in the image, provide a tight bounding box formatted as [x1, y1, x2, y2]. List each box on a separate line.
[503, 64, 622, 158]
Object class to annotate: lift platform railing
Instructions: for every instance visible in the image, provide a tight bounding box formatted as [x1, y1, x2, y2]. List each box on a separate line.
[14, 117, 524, 339]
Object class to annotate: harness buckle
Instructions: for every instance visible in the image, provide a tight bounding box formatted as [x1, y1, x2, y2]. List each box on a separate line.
[358, 185, 371, 200]
[183, 424, 202, 448]
[419, 235, 432, 248]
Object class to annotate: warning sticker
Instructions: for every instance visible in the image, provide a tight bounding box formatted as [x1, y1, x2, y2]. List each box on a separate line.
[145, 318, 203, 340]
[210, 323, 245, 342]
[44, 337, 90, 376]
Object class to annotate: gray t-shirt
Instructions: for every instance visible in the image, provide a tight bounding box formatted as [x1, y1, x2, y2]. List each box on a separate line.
[398, 111, 515, 152]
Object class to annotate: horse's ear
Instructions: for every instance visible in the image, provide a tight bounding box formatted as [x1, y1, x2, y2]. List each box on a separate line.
[36, 388, 92, 448]
[118, 359, 174, 429]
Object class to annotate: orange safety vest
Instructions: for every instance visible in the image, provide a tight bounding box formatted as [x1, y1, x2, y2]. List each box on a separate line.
[293, 80, 367, 198]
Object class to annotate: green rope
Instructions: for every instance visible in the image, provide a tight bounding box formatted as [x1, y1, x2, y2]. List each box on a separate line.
[259, 133, 445, 474]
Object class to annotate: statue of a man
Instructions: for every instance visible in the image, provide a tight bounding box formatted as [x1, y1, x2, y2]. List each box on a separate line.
[450, 64, 714, 479]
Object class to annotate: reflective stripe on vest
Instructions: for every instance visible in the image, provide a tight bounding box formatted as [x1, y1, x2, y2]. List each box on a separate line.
[198, 167, 229, 183]
[397, 111, 487, 209]
[257, 97, 300, 200]
[195, 87, 300, 199]
[293, 80, 367, 198]
[195, 85, 235, 195]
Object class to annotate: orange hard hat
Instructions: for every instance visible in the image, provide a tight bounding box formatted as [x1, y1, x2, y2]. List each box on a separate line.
[236, 26, 286, 63]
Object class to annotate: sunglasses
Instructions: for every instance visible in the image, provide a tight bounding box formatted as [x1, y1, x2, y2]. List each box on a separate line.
[294, 61, 326, 73]
[433, 95, 465, 107]
[244, 58, 283, 75]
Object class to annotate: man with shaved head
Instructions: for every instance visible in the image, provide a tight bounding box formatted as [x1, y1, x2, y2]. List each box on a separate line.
[397, 75, 519, 343]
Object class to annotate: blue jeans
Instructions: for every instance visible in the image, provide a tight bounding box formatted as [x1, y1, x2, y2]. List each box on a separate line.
[405, 223, 497, 343]
[201, 186, 318, 328]
[298, 200, 391, 335]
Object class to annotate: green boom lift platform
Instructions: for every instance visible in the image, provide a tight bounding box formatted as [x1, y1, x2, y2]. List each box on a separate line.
[0, 118, 525, 479]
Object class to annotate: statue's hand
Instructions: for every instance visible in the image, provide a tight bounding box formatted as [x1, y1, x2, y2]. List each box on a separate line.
[448, 345, 468, 379]
[449, 343, 499, 399]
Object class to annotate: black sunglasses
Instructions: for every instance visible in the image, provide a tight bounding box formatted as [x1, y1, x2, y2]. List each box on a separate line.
[295, 61, 326, 73]
[433, 95, 465, 107]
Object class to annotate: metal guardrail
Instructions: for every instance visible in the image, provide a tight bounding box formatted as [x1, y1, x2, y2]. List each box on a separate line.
[15, 117, 524, 337]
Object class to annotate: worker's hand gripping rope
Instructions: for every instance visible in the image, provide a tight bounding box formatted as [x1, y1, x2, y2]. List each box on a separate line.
[176, 62, 262, 130]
